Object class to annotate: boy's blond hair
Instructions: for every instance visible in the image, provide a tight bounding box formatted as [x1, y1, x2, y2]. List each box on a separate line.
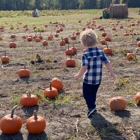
[80, 29, 98, 47]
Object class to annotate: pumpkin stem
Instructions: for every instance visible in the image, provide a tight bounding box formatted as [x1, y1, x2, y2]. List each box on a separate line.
[4, 50, 6, 56]
[33, 110, 38, 120]
[24, 62, 27, 69]
[26, 91, 31, 97]
[11, 105, 18, 118]
[50, 82, 52, 90]
[106, 42, 109, 48]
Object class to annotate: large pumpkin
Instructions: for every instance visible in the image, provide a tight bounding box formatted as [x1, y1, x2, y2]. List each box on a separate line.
[0, 105, 22, 134]
[134, 92, 140, 105]
[18, 63, 30, 78]
[44, 83, 58, 98]
[51, 78, 63, 90]
[26, 110, 46, 134]
[109, 96, 126, 111]
[20, 91, 38, 107]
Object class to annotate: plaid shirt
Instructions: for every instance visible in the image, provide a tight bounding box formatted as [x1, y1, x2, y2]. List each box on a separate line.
[82, 47, 109, 85]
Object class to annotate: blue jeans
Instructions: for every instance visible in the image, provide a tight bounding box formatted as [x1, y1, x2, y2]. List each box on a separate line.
[83, 82, 100, 111]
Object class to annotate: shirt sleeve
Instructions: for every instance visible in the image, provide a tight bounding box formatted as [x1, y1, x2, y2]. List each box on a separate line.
[82, 54, 88, 66]
[102, 51, 110, 64]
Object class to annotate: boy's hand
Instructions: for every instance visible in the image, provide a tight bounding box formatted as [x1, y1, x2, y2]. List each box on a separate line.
[74, 74, 79, 80]
[110, 73, 115, 80]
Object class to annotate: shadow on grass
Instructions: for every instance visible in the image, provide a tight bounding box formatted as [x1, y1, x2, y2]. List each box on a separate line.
[0, 131, 23, 140]
[21, 105, 39, 116]
[20, 77, 30, 84]
[90, 113, 127, 140]
[27, 131, 48, 140]
[113, 110, 131, 118]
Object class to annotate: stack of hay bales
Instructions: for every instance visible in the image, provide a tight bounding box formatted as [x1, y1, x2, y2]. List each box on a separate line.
[108, 4, 128, 18]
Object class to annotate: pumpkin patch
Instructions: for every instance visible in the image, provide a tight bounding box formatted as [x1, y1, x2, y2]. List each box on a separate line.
[0, 9, 139, 140]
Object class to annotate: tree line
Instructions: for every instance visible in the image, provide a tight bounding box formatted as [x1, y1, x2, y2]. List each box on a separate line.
[0, 0, 140, 10]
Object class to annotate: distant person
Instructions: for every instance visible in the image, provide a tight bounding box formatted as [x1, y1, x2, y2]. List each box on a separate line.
[74, 29, 115, 118]
[35, 9, 40, 17]
[32, 10, 37, 17]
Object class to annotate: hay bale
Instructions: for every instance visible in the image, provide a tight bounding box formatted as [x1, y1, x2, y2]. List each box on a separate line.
[108, 4, 128, 18]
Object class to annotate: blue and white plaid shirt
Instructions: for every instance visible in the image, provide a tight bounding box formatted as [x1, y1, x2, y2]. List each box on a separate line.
[82, 47, 109, 85]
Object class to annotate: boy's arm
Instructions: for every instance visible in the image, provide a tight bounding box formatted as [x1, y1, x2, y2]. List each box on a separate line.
[105, 62, 115, 79]
[74, 66, 87, 80]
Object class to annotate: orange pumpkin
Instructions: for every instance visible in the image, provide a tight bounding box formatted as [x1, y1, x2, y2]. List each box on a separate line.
[102, 30, 107, 37]
[109, 96, 126, 111]
[0, 105, 22, 134]
[18, 63, 30, 78]
[20, 91, 38, 107]
[65, 45, 74, 55]
[105, 36, 111, 41]
[26, 110, 46, 134]
[59, 38, 66, 46]
[71, 33, 76, 40]
[42, 40, 48, 46]
[100, 39, 106, 45]
[70, 44, 77, 54]
[9, 42, 16, 48]
[11, 34, 16, 38]
[63, 37, 69, 43]
[48, 35, 53, 40]
[134, 92, 140, 105]
[35, 37, 41, 42]
[51, 78, 63, 90]
[27, 36, 32, 41]
[44, 83, 58, 98]
[137, 41, 140, 47]
[103, 43, 112, 54]
[65, 56, 76, 67]
[126, 53, 136, 60]
[1, 50, 10, 63]
[0, 36, 3, 40]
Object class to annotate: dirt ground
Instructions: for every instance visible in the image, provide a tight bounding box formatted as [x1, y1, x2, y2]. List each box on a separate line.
[0, 12, 140, 140]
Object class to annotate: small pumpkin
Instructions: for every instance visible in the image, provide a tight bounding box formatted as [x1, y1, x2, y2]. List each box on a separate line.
[100, 39, 106, 45]
[42, 40, 48, 46]
[1, 50, 10, 63]
[109, 96, 126, 111]
[20, 91, 38, 107]
[9, 42, 16, 48]
[27, 36, 32, 41]
[105, 36, 111, 41]
[51, 78, 63, 90]
[137, 41, 140, 47]
[48, 34, 53, 40]
[44, 83, 58, 98]
[11, 34, 16, 38]
[71, 33, 76, 40]
[63, 37, 69, 43]
[65, 55, 76, 67]
[18, 63, 30, 78]
[35, 37, 41, 42]
[59, 38, 66, 46]
[26, 110, 46, 134]
[103, 43, 112, 54]
[102, 30, 107, 37]
[0, 105, 22, 134]
[70, 44, 77, 54]
[126, 53, 136, 60]
[65, 45, 74, 55]
[134, 92, 140, 105]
